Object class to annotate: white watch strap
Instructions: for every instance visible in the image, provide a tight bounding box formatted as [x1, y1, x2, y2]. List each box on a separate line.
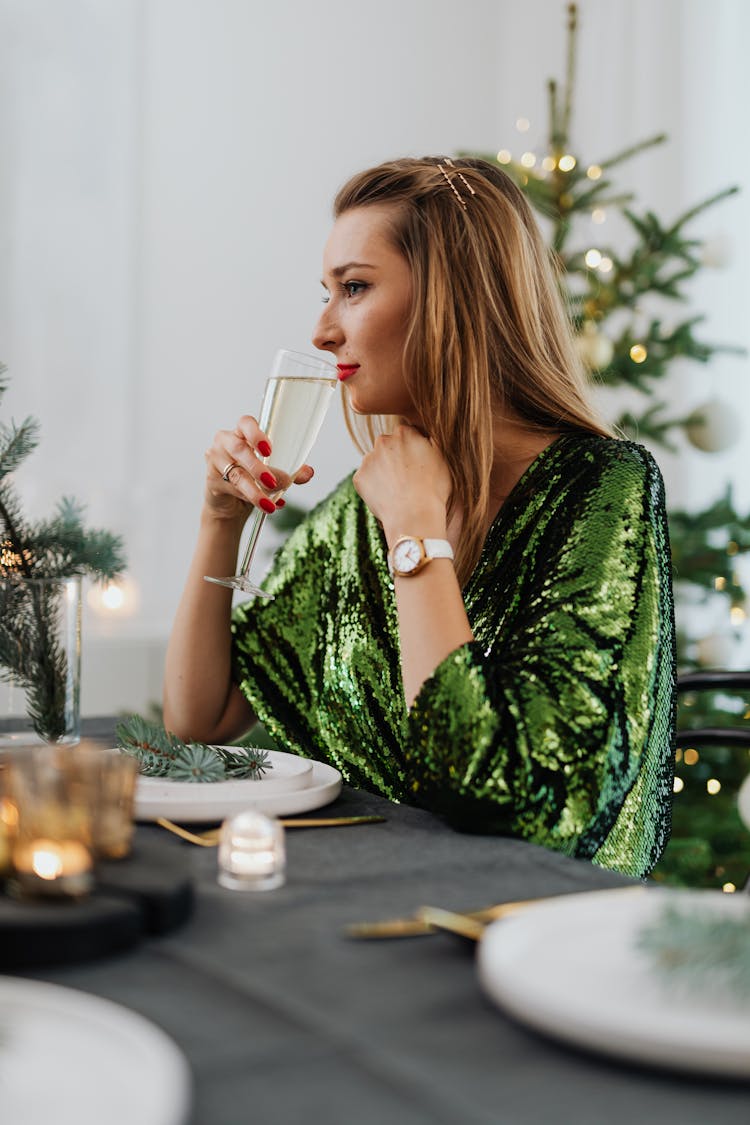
[421, 538, 454, 562]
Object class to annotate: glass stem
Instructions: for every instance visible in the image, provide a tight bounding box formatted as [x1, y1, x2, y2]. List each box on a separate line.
[237, 509, 267, 578]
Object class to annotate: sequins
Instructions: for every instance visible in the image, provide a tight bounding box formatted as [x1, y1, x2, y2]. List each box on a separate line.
[231, 434, 676, 878]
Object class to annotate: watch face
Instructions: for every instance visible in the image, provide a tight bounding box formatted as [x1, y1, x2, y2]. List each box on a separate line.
[392, 538, 423, 575]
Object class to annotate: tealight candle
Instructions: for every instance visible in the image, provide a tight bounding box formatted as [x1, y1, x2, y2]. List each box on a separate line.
[218, 810, 285, 892]
[11, 837, 93, 899]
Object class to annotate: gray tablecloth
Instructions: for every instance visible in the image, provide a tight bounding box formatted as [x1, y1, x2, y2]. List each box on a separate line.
[20, 720, 750, 1124]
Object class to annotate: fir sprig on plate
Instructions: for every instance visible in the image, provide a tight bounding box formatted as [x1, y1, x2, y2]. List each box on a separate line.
[637, 901, 750, 1000]
[116, 715, 273, 783]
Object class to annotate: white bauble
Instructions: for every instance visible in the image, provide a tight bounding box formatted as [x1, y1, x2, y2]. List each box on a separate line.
[694, 631, 736, 668]
[575, 321, 614, 372]
[738, 772, 750, 832]
[684, 398, 742, 453]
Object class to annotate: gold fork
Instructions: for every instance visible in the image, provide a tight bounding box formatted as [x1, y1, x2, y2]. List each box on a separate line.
[157, 814, 386, 846]
[346, 886, 646, 940]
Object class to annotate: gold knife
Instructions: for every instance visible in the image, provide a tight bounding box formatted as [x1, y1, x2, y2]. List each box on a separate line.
[157, 815, 385, 845]
[345, 897, 544, 939]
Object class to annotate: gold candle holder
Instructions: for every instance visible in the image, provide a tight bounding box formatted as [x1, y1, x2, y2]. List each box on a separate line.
[1, 743, 138, 900]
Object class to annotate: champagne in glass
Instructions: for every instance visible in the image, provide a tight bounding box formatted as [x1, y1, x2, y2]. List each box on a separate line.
[205, 349, 337, 598]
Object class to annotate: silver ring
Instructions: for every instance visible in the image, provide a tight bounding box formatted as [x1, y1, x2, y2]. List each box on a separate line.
[221, 461, 238, 482]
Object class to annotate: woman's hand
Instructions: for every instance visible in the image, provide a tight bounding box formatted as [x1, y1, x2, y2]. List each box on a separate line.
[204, 415, 314, 521]
[353, 424, 452, 545]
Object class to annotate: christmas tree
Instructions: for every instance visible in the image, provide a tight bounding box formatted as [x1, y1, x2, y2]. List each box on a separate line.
[462, 2, 750, 889]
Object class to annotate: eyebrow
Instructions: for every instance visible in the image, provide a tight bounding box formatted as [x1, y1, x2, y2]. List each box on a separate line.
[324, 261, 377, 281]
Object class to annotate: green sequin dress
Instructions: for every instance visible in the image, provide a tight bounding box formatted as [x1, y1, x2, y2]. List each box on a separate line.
[232, 434, 676, 877]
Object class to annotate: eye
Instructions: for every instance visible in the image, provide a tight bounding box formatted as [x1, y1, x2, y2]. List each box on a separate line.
[342, 280, 368, 298]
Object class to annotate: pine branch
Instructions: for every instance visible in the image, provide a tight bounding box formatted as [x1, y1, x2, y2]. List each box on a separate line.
[116, 715, 274, 782]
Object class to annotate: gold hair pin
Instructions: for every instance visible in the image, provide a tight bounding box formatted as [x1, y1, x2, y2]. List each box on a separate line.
[436, 157, 476, 211]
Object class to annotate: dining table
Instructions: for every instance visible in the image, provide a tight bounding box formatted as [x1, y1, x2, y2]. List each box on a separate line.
[9, 717, 750, 1125]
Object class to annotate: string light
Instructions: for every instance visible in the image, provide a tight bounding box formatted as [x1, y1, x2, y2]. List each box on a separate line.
[584, 249, 602, 269]
[673, 777, 684, 793]
[722, 883, 736, 893]
[727, 540, 739, 556]
[598, 257, 614, 274]
[730, 606, 746, 625]
[629, 344, 648, 364]
[496, 149, 512, 165]
[591, 208, 607, 224]
[541, 155, 557, 172]
[714, 576, 727, 591]
[683, 748, 700, 766]
[516, 117, 530, 132]
[520, 152, 537, 168]
[558, 154, 577, 172]
[87, 577, 139, 618]
[587, 164, 603, 180]
[706, 778, 721, 795]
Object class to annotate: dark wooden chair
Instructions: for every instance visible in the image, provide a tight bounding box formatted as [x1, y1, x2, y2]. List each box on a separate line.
[675, 670, 750, 748]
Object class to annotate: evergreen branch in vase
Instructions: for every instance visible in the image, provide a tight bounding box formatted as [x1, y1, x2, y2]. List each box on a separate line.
[0, 367, 126, 740]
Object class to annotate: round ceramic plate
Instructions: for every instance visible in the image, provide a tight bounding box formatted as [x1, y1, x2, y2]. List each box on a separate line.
[134, 750, 342, 822]
[478, 886, 750, 1078]
[0, 976, 191, 1125]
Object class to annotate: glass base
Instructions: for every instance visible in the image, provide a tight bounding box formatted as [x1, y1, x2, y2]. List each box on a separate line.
[203, 575, 275, 599]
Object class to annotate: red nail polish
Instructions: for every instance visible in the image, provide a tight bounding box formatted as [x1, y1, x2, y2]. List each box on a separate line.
[259, 497, 276, 514]
[257, 440, 272, 457]
[260, 470, 278, 489]
[275, 497, 286, 508]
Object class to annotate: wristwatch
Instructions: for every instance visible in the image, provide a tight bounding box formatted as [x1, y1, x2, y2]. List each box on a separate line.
[387, 536, 454, 578]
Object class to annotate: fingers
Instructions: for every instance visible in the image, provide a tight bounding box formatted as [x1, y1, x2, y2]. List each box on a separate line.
[205, 420, 314, 514]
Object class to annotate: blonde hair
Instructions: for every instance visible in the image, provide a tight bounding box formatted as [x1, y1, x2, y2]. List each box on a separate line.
[333, 156, 612, 585]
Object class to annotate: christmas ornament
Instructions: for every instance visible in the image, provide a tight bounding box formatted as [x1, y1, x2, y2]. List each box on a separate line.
[575, 320, 614, 372]
[738, 772, 750, 832]
[694, 631, 735, 668]
[684, 398, 742, 453]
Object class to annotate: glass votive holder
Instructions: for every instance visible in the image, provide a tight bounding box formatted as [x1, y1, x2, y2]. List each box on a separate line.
[0, 762, 17, 877]
[3, 745, 94, 900]
[218, 810, 286, 892]
[70, 745, 139, 860]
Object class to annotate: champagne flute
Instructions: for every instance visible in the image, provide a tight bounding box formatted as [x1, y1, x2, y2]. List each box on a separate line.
[205, 349, 337, 598]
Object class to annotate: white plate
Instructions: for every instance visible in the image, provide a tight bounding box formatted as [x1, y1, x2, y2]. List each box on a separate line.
[135, 750, 342, 822]
[478, 886, 750, 1078]
[0, 976, 191, 1125]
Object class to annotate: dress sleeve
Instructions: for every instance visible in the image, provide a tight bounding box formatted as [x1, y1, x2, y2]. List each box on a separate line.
[403, 444, 676, 875]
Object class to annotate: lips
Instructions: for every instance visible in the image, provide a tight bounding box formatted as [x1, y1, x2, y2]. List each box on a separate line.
[336, 364, 359, 382]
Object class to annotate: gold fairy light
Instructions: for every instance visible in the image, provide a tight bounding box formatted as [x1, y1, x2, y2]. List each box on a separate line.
[520, 152, 537, 168]
[706, 778, 721, 795]
[714, 576, 727, 591]
[727, 540, 739, 556]
[584, 249, 602, 268]
[683, 748, 700, 766]
[722, 883, 737, 893]
[558, 154, 577, 172]
[598, 257, 613, 274]
[541, 155, 557, 172]
[587, 164, 603, 180]
[516, 117, 530, 132]
[673, 777, 684, 793]
[0, 540, 32, 574]
[496, 149, 512, 165]
[730, 606, 746, 625]
[592, 207, 607, 224]
[629, 344, 648, 364]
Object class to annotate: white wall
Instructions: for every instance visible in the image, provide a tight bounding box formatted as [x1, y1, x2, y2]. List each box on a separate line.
[2, 0, 749, 713]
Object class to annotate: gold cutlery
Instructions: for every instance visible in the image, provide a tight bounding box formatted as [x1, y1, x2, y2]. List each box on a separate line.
[345, 897, 545, 940]
[346, 886, 646, 940]
[157, 814, 385, 846]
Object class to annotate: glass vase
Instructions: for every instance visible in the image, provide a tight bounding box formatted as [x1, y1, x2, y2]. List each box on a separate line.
[0, 576, 82, 747]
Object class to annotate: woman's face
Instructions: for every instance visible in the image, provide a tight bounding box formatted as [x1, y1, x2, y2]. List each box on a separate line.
[312, 204, 416, 419]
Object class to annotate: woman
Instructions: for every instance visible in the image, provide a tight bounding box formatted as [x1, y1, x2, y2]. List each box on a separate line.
[164, 156, 675, 878]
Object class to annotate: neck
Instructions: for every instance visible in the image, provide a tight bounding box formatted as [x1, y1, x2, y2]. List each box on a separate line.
[487, 413, 559, 518]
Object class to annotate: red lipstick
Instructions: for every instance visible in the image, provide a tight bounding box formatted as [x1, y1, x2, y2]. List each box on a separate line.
[336, 364, 359, 382]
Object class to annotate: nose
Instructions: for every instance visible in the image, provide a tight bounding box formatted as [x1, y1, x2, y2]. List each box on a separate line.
[311, 301, 343, 355]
